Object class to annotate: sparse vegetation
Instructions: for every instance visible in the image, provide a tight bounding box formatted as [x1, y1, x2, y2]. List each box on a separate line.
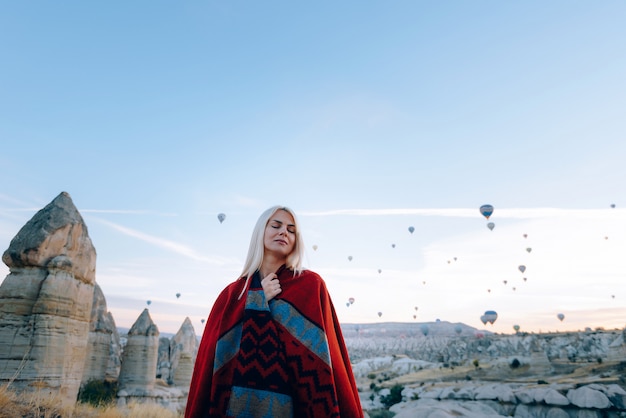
[78, 379, 118, 407]
[380, 384, 404, 408]
[368, 409, 395, 418]
[0, 385, 182, 418]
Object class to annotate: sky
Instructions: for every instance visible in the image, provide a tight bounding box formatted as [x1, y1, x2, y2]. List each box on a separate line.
[1, 1, 625, 336]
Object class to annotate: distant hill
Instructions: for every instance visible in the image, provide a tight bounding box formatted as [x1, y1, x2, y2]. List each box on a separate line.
[119, 321, 490, 341]
[340, 321, 492, 339]
[117, 327, 176, 340]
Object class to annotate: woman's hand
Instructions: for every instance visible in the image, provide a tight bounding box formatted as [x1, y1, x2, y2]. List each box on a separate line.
[261, 273, 282, 301]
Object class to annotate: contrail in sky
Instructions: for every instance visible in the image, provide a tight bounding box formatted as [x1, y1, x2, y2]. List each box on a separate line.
[92, 217, 234, 265]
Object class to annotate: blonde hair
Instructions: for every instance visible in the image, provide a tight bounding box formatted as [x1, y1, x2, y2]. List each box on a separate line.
[237, 206, 305, 299]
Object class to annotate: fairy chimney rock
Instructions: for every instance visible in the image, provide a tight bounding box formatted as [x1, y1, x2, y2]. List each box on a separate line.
[170, 317, 198, 388]
[2, 191, 96, 282]
[118, 309, 160, 390]
[0, 191, 96, 405]
[82, 283, 121, 384]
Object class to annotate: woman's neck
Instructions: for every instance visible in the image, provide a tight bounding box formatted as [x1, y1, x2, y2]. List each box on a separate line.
[259, 258, 285, 278]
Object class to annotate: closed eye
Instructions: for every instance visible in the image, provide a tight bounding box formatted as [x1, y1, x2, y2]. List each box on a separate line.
[270, 220, 296, 234]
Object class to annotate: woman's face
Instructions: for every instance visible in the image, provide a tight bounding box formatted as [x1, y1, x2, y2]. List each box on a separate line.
[263, 209, 297, 261]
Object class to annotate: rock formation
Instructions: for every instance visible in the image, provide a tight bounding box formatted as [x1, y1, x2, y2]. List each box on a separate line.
[345, 323, 623, 365]
[356, 354, 626, 417]
[169, 317, 197, 388]
[118, 308, 159, 391]
[117, 309, 188, 412]
[157, 337, 172, 383]
[386, 382, 626, 418]
[82, 283, 121, 385]
[0, 191, 96, 405]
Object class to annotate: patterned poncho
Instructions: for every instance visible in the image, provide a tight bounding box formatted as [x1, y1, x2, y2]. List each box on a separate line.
[185, 265, 363, 418]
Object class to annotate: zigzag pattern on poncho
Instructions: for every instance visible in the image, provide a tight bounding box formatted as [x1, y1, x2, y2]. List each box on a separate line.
[211, 272, 340, 418]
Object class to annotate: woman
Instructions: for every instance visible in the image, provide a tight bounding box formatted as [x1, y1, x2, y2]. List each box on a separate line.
[185, 206, 363, 418]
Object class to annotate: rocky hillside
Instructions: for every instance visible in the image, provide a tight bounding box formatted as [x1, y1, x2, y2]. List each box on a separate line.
[341, 322, 626, 417]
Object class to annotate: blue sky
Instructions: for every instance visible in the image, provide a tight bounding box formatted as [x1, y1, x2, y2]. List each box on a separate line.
[1, 1, 625, 335]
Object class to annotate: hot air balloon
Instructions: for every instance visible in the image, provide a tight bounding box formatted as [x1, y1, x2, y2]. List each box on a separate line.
[408, 226, 415, 234]
[523, 233, 528, 239]
[454, 324, 463, 335]
[503, 280, 508, 285]
[146, 300, 151, 306]
[217, 213, 226, 224]
[414, 306, 418, 311]
[348, 256, 353, 262]
[480, 315, 488, 325]
[480, 204, 494, 220]
[391, 244, 396, 248]
[346, 302, 350, 307]
[518, 265, 526, 273]
[484, 310, 498, 324]
[523, 277, 527, 282]
[348, 297, 355, 305]
[413, 315, 417, 320]
[377, 269, 382, 274]
[312, 245, 318, 251]
[377, 311, 382, 318]
[526, 247, 532, 253]
[420, 324, 429, 336]
[557, 313, 565, 322]
[611, 204, 616, 208]
[513, 324, 520, 332]
[487, 222, 495, 231]
[176, 293, 181, 299]
[512, 286, 516, 291]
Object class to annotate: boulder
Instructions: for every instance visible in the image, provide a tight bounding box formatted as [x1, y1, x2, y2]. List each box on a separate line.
[391, 399, 508, 417]
[543, 388, 569, 406]
[604, 384, 626, 409]
[475, 383, 515, 403]
[545, 407, 569, 418]
[566, 386, 611, 409]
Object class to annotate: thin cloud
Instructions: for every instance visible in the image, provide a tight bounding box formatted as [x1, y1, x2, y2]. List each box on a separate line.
[300, 208, 624, 219]
[301, 209, 476, 217]
[92, 218, 234, 265]
[0, 193, 41, 207]
[82, 209, 178, 216]
[0, 207, 45, 213]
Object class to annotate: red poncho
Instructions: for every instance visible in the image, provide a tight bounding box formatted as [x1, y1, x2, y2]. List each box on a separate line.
[185, 266, 363, 418]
